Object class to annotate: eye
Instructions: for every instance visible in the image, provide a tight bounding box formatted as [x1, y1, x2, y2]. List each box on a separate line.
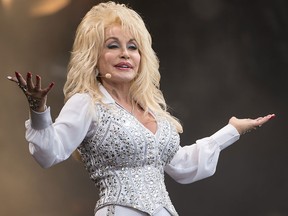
[107, 42, 119, 49]
[127, 43, 138, 50]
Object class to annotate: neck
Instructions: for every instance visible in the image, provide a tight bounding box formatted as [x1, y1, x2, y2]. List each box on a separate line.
[101, 82, 147, 120]
[102, 81, 132, 105]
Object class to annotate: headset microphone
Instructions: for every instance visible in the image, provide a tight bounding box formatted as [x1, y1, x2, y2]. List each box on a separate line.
[98, 73, 112, 79]
[105, 73, 112, 79]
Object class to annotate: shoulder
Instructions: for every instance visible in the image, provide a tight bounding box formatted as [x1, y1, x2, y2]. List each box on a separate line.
[61, 93, 96, 115]
[66, 93, 93, 105]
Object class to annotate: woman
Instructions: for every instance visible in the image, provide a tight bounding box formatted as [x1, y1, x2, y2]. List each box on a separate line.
[7, 2, 275, 216]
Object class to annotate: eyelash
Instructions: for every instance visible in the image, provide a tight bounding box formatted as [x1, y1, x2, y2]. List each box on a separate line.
[128, 45, 138, 50]
[107, 44, 119, 49]
[107, 43, 138, 50]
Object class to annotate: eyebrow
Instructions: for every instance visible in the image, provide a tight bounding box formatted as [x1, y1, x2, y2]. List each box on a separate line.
[104, 37, 137, 43]
[104, 37, 117, 42]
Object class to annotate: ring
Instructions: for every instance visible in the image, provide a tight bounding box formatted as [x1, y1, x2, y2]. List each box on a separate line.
[18, 82, 27, 93]
[243, 129, 250, 135]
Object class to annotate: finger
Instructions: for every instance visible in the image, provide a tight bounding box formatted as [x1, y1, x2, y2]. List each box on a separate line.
[42, 82, 55, 95]
[255, 117, 263, 121]
[254, 114, 275, 126]
[268, 114, 276, 119]
[262, 114, 275, 122]
[254, 118, 267, 127]
[262, 114, 276, 124]
[35, 75, 41, 91]
[15, 71, 27, 85]
[13, 72, 29, 94]
[7, 76, 19, 83]
[26, 72, 35, 91]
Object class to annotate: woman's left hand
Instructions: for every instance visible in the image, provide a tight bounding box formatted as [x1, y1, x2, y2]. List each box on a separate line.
[229, 114, 276, 135]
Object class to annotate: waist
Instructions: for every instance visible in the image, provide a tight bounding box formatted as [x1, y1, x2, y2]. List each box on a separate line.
[93, 166, 177, 215]
[95, 205, 172, 216]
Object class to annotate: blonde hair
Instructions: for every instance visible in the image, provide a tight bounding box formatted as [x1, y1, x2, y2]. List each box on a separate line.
[63, 1, 182, 132]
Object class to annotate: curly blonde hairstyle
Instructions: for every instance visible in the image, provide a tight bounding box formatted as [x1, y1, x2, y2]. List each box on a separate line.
[63, 1, 182, 132]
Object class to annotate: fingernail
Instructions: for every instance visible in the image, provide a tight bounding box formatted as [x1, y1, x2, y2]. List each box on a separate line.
[49, 82, 55, 87]
[27, 72, 32, 78]
[269, 114, 276, 119]
[15, 71, 20, 77]
[7, 76, 12, 80]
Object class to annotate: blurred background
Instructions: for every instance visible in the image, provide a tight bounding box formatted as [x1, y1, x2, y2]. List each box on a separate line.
[1, 0, 288, 215]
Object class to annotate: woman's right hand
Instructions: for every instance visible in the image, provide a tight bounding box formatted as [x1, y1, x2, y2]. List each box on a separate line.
[7, 71, 54, 112]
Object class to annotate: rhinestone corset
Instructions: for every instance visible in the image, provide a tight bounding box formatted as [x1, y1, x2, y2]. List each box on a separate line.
[77, 103, 180, 216]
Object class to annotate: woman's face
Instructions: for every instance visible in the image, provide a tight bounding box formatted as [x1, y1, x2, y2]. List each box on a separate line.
[97, 24, 141, 84]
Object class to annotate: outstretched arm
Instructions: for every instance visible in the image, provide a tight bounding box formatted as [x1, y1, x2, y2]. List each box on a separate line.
[7, 71, 93, 168]
[165, 114, 275, 184]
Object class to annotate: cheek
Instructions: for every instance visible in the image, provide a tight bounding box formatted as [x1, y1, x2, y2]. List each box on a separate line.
[98, 53, 113, 69]
[133, 53, 141, 68]
[102, 53, 114, 64]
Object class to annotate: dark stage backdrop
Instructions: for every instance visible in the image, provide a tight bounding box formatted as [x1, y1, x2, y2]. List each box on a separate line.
[1, 0, 287, 215]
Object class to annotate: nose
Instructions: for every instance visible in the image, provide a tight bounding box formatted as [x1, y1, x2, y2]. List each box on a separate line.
[120, 48, 130, 59]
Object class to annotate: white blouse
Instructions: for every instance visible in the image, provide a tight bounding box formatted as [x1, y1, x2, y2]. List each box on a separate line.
[25, 85, 240, 215]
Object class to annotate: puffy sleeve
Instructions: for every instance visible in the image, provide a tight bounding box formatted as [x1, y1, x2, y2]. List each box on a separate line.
[25, 93, 94, 168]
[165, 124, 240, 184]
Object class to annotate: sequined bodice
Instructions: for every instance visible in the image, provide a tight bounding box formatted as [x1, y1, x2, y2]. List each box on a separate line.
[78, 103, 180, 216]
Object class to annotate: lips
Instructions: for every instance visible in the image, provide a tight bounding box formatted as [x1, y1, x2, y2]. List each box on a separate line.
[115, 62, 133, 69]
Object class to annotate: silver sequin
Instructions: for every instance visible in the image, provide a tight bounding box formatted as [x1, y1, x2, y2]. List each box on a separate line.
[78, 103, 180, 216]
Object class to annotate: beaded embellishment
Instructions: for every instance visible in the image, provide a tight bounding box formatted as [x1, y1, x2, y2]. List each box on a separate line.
[78, 103, 180, 216]
[107, 205, 115, 216]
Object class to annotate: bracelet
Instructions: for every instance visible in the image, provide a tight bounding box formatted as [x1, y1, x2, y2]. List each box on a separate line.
[27, 95, 41, 111]
[17, 83, 42, 111]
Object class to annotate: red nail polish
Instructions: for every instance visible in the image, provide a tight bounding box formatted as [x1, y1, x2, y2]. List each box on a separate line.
[269, 114, 276, 119]
[27, 72, 32, 78]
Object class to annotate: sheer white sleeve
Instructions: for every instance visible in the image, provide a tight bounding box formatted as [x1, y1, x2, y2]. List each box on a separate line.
[25, 93, 94, 168]
[165, 124, 240, 184]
